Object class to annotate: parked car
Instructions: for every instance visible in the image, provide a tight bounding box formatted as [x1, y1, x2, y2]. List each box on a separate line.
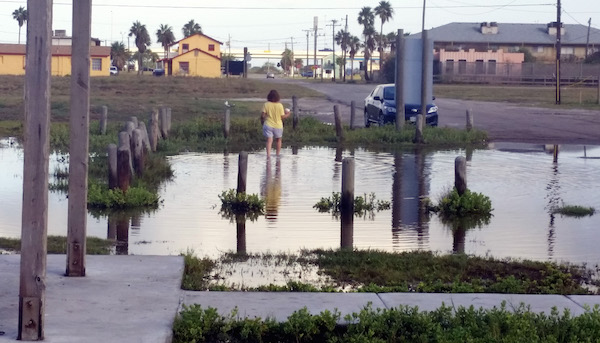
[153, 68, 165, 76]
[266, 72, 275, 79]
[301, 70, 314, 77]
[364, 84, 438, 127]
[109, 66, 118, 76]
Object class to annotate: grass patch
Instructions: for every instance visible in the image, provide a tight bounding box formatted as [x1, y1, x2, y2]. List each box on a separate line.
[181, 251, 217, 291]
[173, 303, 600, 343]
[552, 205, 595, 217]
[313, 192, 390, 218]
[0, 236, 114, 254]
[87, 182, 161, 209]
[182, 249, 598, 294]
[218, 189, 265, 221]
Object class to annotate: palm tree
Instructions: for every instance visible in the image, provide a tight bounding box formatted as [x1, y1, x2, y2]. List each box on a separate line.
[182, 20, 202, 38]
[335, 30, 350, 81]
[374, 1, 394, 74]
[348, 35, 361, 80]
[129, 21, 151, 74]
[363, 26, 377, 80]
[280, 48, 293, 75]
[12, 6, 28, 44]
[110, 41, 130, 71]
[357, 6, 375, 81]
[156, 24, 176, 60]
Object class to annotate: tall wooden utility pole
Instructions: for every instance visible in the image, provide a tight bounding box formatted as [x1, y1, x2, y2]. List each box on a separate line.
[19, 0, 52, 340]
[67, 0, 92, 276]
[556, 0, 562, 105]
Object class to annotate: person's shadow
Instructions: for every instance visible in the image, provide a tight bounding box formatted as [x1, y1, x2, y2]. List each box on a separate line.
[261, 157, 282, 222]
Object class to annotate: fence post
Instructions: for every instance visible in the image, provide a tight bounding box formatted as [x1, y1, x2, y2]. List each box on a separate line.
[108, 143, 118, 189]
[117, 145, 131, 192]
[99, 105, 108, 135]
[138, 121, 151, 152]
[149, 108, 159, 152]
[292, 95, 298, 130]
[129, 116, 138, 128]
[224, 102, 231, 138]
[466, 109, 474, 131]
[132, 128, 144, 177]
[341, 157, 354, 249]
[237, 152, 248, 194]
[334, 105, 344, 141]
[455, 156, 467, 195]
[350, 100, 356, 130]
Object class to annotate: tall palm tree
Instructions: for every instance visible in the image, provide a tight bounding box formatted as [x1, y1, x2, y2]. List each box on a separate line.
[12, 6, 28, 44]
[374, 1, 394, 73]
[335, 30, 350, 81]
[129, 21, 151, 74]
[110, 41, 130, 71]
[280, 48, 293, 75]
[182, 20, 202, 38]
[357, 7, 375, 81]
[348, 35, 361, 80]
[156, 24, 176, 62]
[363, 26, 377, 80]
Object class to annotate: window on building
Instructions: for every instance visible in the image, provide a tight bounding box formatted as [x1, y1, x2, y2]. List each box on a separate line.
[536, 46, 544, 53]
[182, 43, 189, 53]
[208, 44, 215, 51]
[487, 60, 496, 75]
[445, 59, 454, 74]
[179, 61, 189, 74]
[92, 58, 102, 71]
[458, 59, 467, 74]
[561, 47, 574, 55]
[475, 59, 484, 74]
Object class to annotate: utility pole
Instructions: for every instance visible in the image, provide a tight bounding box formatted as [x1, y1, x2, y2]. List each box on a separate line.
[303, 29, 311, 75]
[343, 15, 348, 82]
[314, 16, 318, 79]
[290, 36, 295, 77]
[556, 0, 561, 105]
[327, 19, 340, 82]
[585, 18, 591, 58]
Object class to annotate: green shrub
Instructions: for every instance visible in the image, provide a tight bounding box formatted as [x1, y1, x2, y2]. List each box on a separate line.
[552, 205, 595, 217]
[435, 187, 493, 217]
[218, 189, 265, 221]
[87, 182, 160, 209]
[313, 192, 390, 218]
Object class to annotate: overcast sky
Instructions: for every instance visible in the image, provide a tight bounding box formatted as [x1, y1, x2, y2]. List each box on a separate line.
[0, 0, 598, 55]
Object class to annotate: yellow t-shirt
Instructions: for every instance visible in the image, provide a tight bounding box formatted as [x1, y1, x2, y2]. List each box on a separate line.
[262, 102, 285, 129]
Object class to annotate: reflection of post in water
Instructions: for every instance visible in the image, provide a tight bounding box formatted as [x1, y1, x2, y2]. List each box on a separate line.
[452, 226, 466, 254]
[292, 145, 299, 155]
[545, 162, 560, 258]
[115, 215, 130, 255]
[333, 146, 343, 184]
[341, 158, 354, 249]
[465, 146, 474, 162]
[261, 157, 282, 222]
[223, 149, 230, 188]
[392, 152, 403, 230]
[235, 214, 247, 254]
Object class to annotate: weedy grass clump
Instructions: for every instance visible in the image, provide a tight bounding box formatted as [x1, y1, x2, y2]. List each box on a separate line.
[218, 189, 265, 221]
[0, 236, 113, 255]
[552, 205, 595, 217]
[87, 182, 161, 209]
[313, 192, 390, 218]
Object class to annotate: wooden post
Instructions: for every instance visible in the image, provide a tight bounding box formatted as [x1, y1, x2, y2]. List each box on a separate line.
[341, 157, 354, 249]
[395, 29, 405, 131]
[117, 145, 131, 192]
[292, 95, 299, 129]
[455, 156, 467, 195]
[334, 105, 344, 141]
[19, 1, 52, 340]
[350, 100, 356, 130]
[466, 109, 474, 131]
[237, 152, 248, 194]
[118, 131, 133, 174]
[224, 102, 231, 138]
[417, 29, 428, 143]
[66, 0, 91, 278]
[108, 144, 118, 189]
[129, 116, 138, 128]
[132, 129, 144, 177]
[159, 106, 169, 139]
[553, 145, 559, 163]
[166, 107, 172, 133]
[99, 105, 108, 135]
[138, 121, 151, 152]
[413, 115, 424, 143]
[149, 108, 159, 152]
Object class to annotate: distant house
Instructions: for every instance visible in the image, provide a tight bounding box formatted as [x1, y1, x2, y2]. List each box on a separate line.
[0, 44, 111, 76]
[411, 22, 600, 63]
[161, 33, 222, 77]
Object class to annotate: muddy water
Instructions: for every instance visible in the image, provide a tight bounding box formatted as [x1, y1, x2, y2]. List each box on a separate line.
[1, 139, 599, 266]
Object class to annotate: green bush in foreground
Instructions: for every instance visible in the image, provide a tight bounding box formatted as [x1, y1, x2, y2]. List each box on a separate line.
[173, 303, 600, 343]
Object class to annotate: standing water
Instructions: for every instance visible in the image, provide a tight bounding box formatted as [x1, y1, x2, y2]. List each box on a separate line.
[1, 139, 599, 266]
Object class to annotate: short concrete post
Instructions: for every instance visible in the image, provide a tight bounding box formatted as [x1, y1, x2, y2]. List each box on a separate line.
[341, 157, 354, 249]
[466, 109, 473, 131]
[99, 105, 108, 135]
[118, 131, 133, 174]
[350, 100, 356, 130]
[413, 115, 424, 143]
[117, 145, 131, 192]
[132, 129, 144, 177]
[334, 105, 344, 141]
[224, 103, 231, 139]
[237, 152, 248, 194]
[166, 107, 172, 132]
[149, 108, 159, 152]
[107, 143, 118, 189]
[455, 156, 467, 195]
[159, 106, 169, 139]
[129, 116, 138, 128]
[138, 121, 151, 152]
[292, 95, 299, 130]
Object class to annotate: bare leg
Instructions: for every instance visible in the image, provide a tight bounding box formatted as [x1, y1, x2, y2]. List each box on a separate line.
[266, 137, 273, 156]
[275, 138, 282, 155]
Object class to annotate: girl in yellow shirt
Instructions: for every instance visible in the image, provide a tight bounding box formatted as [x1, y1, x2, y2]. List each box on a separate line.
[261, 89, 291, 156]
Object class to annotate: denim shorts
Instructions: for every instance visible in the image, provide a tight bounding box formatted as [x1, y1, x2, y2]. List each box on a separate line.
[263, 124, 283, 138]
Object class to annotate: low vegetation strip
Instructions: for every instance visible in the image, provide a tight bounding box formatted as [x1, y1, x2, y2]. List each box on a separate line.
[182, 249, 599, 295]
[172, 303, 600, 343]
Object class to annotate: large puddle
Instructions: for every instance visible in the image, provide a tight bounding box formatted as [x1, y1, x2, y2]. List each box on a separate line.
[1, 139, 599, 266]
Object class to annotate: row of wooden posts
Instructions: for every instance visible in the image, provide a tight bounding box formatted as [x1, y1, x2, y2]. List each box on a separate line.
[103, 106, 172, 192]
[223, 97, 476, 142]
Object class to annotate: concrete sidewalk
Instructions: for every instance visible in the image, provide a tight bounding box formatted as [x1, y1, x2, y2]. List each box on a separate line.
[2, 255, 600, 343]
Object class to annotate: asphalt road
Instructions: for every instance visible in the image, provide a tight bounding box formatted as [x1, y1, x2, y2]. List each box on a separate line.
[268, 77, 600, 145]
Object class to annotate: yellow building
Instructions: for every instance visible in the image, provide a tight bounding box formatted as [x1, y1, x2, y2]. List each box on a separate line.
[0, 44, 111, 76]
[163, 33, 222, 77]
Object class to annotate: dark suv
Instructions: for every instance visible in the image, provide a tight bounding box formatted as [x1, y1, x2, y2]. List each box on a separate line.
[364, 84, 438, 127]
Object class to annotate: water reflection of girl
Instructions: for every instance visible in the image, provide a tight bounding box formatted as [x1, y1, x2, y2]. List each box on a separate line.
[260, 157, 282, 221]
